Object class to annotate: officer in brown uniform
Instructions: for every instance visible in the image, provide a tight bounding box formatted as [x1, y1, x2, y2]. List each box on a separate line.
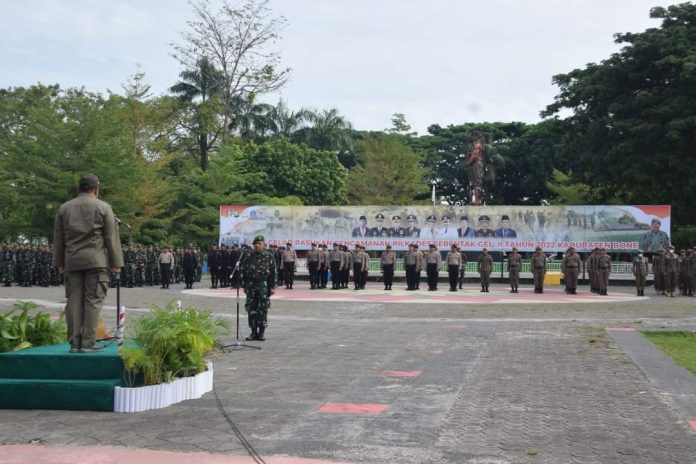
[652, 248, 666, 295]
[561, 246, 581, 294]
[445, 244, 463, 291]
[352, 245, 368, 290]
[280, 242, 297, 289]
[404, 244, 418, 290]
[477, 247, 493, 292]
[307, 243, 320, 289]
[507, 247, 522, 293]
[597, 248, 612, 295]
[531, 246, 547, 293]
[458, 247, 468, 289]
[678, 249, 688, 296]
[53, 174, 124, 353]
[330, 243, 343, 290]
[664, 245, 678, 297]
[425, 244, 441, 291]
[341, 245, 351, 288]
[320, 244, 330, 289]
[688, 248, 696, 297]
[588, 248, 599, 293]
[380, 245, 396, 290]
[632, 250, 649, 296]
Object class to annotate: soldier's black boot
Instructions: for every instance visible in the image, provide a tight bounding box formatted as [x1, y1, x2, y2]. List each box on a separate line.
[257, 326, 265, 341]
[245, 327, 258, 341]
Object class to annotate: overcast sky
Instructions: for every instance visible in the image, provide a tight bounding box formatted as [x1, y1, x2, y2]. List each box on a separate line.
[1, 0, 674, 134]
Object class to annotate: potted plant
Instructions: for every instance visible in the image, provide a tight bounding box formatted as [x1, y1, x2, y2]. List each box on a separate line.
[114, 302, 229, 412]
[0, 302, 67, 352]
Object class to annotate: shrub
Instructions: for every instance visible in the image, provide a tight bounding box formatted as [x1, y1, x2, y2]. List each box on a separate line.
[0, 302, 67, 352]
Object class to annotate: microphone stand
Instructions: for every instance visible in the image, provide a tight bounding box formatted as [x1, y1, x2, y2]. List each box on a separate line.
[222, 247, 261, 351]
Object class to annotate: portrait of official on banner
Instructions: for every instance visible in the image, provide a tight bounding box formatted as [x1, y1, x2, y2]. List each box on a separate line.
[219, 205, 670, 253]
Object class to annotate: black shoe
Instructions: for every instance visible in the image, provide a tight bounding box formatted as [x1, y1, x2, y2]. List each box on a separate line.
[480, 288, 486, 292]
[79, 345, 105, 353]
[257, 328, 265, 341]
[510, 289, 515, 293]
[245, 331, 258, 341]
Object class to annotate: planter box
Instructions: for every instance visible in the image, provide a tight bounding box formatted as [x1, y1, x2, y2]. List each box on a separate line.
[113, 361, 213, 413]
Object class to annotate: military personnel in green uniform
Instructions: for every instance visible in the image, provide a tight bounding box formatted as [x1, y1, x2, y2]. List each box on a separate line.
[1, 244, 15, 287]
[240, 235, 277, 341]
[507, 247, 522, 293]
[561, 247, 581, 294]
[632, 250, 649, 296]
[640, 218, 670, 253]
[477, 248, 493, 292]
[531, 246, 547, 293]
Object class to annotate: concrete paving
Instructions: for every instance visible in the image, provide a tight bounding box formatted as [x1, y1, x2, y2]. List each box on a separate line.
[1, 280, 696, 464]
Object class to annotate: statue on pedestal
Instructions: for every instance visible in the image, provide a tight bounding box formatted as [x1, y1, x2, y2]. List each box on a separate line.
[467, 132, 485, 205]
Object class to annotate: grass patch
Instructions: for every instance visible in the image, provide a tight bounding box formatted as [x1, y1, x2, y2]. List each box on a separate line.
[643, 331, 696, 376]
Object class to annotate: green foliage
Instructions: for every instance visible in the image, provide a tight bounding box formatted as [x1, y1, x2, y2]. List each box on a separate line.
[643, 331, 696, 377]
[0, 301, 67, 352]
[544, 3, 696, 225]
[122, 302, 229, 386]
[671, 225, 696, 250]
[545, 169, 593, 205]
[347, 134, 427, 204]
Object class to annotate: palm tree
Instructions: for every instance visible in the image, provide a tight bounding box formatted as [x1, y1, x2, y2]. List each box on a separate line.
[170, 58, 224, 171]
[227, 92, 276, 141]
[269, 99, 311, 138]
[301, 108, 356, 168]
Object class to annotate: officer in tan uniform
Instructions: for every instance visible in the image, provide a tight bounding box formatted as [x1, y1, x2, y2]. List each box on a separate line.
[53, 174, 123, 353]
[652, 247, 666, 295]
[425, 244, 441, 291]
[380, 245, 396, 290]
[330, 243, 342, 290]
[664, 245, 678, 297]
[280, 242, 297, 289]
[687, 248, 696, 297]
[561, 246, 581, 294]
[307, 243, 320, 289]
[445, 244, 463, 292]
[507, 247, 522, 293]
[632, 250, 649, 296]
[477, 247, 493, 292]
[404, 244, 418, 290]
[531, 246, 547, 293]
[597, 248, 612, 295]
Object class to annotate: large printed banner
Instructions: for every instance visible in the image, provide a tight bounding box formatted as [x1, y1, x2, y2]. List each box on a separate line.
[219, 205, 671, 252]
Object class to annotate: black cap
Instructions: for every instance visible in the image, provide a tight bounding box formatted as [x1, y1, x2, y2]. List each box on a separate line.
[375, 213, 385, 219]
[479, 215, 490, 222]
[407, 214, 417, 220]
[359, 215, 367, 221]
[501, 215, 510, 221]
[442, 214, 451, 220]
[392, 215, 401, 220]
[79, 174, 100, 189]
[460, 215, 469, 221]
[427, 215, 436, 221]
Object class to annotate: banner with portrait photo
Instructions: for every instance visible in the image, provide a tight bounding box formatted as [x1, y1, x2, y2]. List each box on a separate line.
[219, 205, 670, 252]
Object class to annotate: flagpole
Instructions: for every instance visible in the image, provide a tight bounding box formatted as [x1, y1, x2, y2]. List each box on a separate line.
[431, 183, 436, 207]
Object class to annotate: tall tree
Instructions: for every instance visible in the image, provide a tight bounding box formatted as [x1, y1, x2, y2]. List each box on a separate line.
[170, 57, 224, 171]
[347, 134, 427, 205]
[170, 0, 289, 140]
[543, 3, 696, 225]
[300, 108, 355, 168]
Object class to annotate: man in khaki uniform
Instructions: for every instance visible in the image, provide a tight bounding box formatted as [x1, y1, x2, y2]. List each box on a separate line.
[307, 243, 320, 289]
[425, 244, 441, 291]
[280, 242, 297, 289]
[404, 244, 419, 290]
[53, 174, 123, 353]
[632, 250, 649, 296]
[531, 246, 547, 293]
[687, 248, 696, 297]
[380, 245, 396, 290]
[597, 248, 612, 295]
[445, 244, 462, 292]
[507, 247, 522, 293]
[664, 245, 678, 297]
[477, 248, 493, 293]
[561, 246, 581, 294]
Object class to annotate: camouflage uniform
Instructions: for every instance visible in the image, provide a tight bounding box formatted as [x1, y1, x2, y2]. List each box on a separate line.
[1, 245, 15, 287]
[241, 242, 277, 340]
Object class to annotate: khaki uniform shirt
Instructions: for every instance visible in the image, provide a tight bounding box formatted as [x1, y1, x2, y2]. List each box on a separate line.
[53, 192, 124, 272]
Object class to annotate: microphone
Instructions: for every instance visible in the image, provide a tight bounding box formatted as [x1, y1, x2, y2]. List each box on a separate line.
[115, 217, 132, 229]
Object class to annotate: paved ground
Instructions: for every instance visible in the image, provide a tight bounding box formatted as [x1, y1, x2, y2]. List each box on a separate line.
[1, 280, 696, 464]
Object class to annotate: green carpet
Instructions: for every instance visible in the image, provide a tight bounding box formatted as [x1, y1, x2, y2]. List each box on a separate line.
[0, 343, 125, 411]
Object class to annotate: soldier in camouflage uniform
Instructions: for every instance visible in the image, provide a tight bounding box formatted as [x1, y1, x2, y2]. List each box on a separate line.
[123, 245, 136, 288]
[134, 246, 146, 287]
[145, 246, 155, 286]
[174, 247, 183, 284]
[240, 235, 277, 341]
[39, 245, 52, 287]
[1, 244, 15, 287]
[20, 244, 35, 287]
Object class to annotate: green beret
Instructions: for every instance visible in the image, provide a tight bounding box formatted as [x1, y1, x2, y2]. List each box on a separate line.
[253, 235, 265, 244]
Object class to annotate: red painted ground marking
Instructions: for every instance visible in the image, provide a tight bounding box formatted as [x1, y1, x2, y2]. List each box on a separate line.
[606, 327, 637, 332]
[315, 402, 389, 415]
[689, 420, 696, 432]
[0, 444, 356, 464]
[380, 370, 422, 378]
[441, 324, 468, 329]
